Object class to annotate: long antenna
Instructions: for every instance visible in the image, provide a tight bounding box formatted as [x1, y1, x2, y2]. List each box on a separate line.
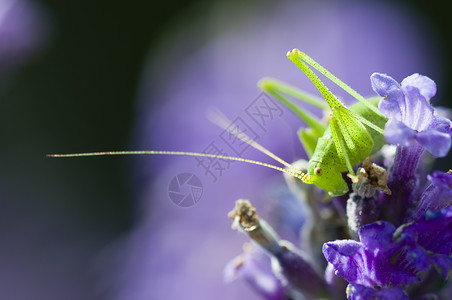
[206, 109, 308, 178]
[47, 151, 310, 181]
[48, 104, 313, 184]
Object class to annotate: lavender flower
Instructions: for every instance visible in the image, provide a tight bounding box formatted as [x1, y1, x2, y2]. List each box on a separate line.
[371, 73, 452, 158]
[368, 73, 452, 224]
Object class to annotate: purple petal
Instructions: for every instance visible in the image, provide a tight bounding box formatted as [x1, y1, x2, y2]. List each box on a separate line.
[323, 240, 365, 285]
[323, 239, 411, 287]
[347, 283, 408, 300]
[371, 73, 403, 99]
[324, 221, 420, 288]
[396, 208, 452, 280]
[412, 207, 452, 255]
[428, 170, 452, 190]
[415, 129, 451, 157]
[384, 116, 451, 157]
[371, 73, 405, 120]
[384, 119, 415, 146]
[396, 247, 432, 275]
[378, 98, 404, 121]
[359, 222, 420, 286]
[358, 221, 396, 251]
[430, 115, 452, 134]
[401, 73, 437, 100]
[401, 86, 434, 131]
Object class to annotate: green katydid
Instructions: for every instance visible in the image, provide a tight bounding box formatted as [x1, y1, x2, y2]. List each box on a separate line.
[49, 49, 388, 197]
[259, 49, 388, 196]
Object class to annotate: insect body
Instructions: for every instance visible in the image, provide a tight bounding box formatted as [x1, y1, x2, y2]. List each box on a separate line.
[49, 49, 388, 197]
[303, 97, 386, 195]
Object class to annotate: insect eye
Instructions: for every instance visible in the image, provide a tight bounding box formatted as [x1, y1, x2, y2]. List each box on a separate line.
[314, 167, 323, 176]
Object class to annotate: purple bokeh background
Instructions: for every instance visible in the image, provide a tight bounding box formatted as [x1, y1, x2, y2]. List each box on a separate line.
[0, 0, 47, 79]
[101, 1, 442, 299]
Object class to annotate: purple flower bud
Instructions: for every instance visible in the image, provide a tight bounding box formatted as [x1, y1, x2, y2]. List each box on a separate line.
[224, 244, 286, 300]
[411, 171, 452, 220]
[272, 241, 327, 298]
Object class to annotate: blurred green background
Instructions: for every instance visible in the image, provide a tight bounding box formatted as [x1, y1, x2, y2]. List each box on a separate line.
[0, 0, 451, 298]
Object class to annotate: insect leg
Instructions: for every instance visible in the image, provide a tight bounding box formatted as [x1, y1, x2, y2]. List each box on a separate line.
[287, 49, 385, 119]
[333, 106, 374, 158]
[259, 77, 328, 110]
[329, 105, 376, 176]
[259, 77, 327, 137]
[329, 114, 355, 176]
[347, 109, 385, 135]
[297, 128, 318, 158]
